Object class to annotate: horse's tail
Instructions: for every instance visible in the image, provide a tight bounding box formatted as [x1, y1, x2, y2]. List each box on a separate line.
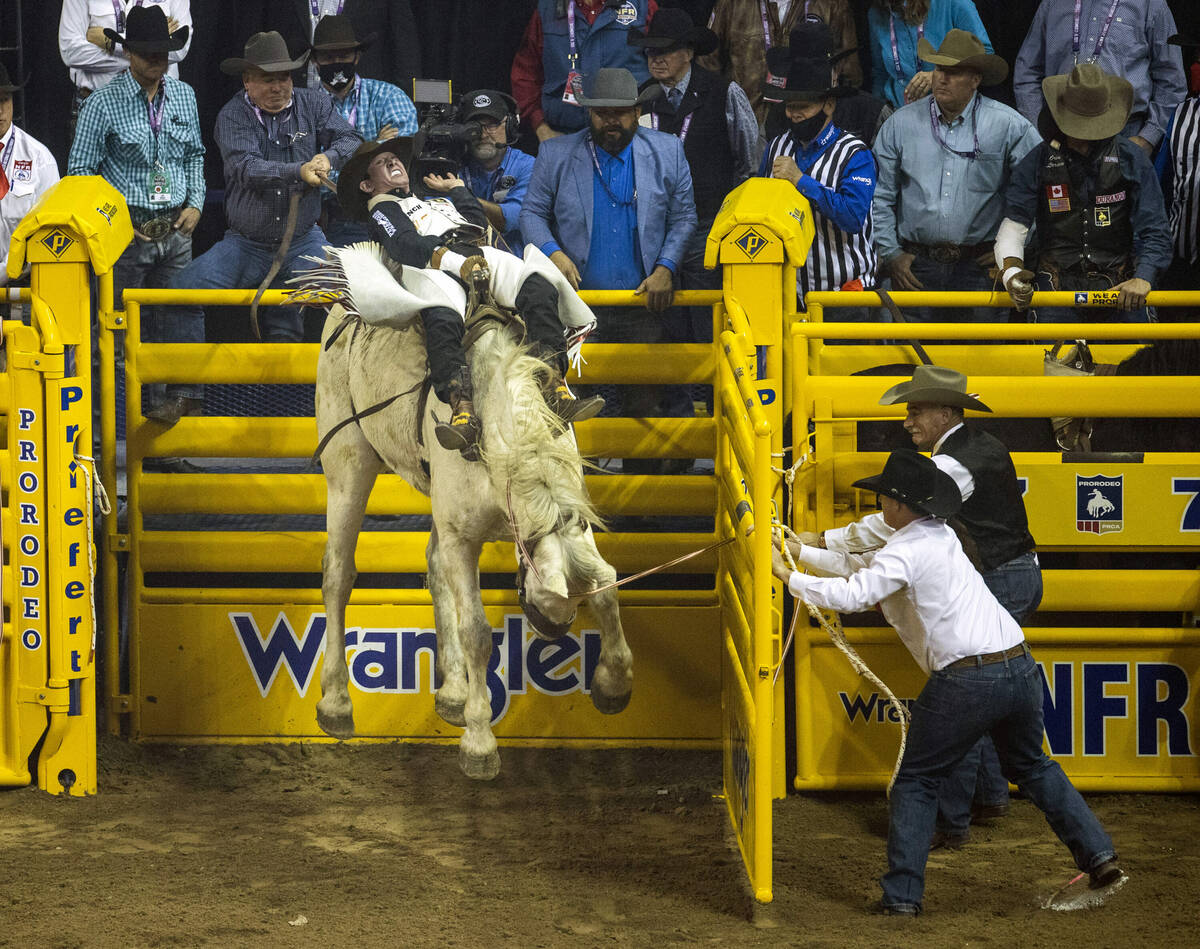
[471, 328, 602, 538]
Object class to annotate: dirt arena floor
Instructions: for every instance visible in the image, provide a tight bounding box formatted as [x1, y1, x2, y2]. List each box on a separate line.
[1, 737, 1196, 948]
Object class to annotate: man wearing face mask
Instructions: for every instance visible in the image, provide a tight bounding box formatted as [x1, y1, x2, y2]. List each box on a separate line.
[759, 41, 877, 320]
[310, 15, 417, 245]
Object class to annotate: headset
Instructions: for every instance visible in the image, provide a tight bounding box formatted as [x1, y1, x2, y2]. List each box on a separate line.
[456, 89, 520, 145]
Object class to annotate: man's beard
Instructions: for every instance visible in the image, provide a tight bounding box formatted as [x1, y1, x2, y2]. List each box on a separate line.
[594, 123, 636, 154]
[471, 140, 501, 163]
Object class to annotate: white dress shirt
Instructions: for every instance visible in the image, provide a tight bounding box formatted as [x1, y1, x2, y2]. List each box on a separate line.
[787, 516, 1024, 674]
[59, 0, 193, 93]
[1, 125, 61, 284]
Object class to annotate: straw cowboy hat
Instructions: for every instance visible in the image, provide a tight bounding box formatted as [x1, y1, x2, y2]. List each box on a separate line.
[626, 7, 718, 56]
[576, 68, 659, 108]
[220, 31, 309, 75]
[1042, 63, 1133, 141]
[918, 29, 1008, 86]
[337, 137, 414, 221]
[852, 450, 962, 519]
[878, 365, 992, 413]
[104, 5, 189, 54]
[309, 14, 376, 53]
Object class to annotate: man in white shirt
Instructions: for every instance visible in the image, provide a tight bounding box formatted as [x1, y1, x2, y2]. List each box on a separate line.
[772, 449, 1121, 916]
[0, 65, 61, 286]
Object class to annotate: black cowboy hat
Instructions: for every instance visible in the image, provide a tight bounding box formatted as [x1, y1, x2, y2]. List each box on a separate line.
[852, 450, 962, 519]
[762, 54, 854, 102]
[786, 19, 858, 67]
[626, 7, 718, 57]
[762, 20, 858, 103]
[220, 31, 309, 75]
[0, 61, 23, 93]
[310, 14, 377, 53]
[338, 137, 414, 221]
[104, 5, 189, 55]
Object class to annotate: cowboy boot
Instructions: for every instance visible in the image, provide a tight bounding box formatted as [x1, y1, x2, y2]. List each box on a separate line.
[543, 372, 604, 424]
[434, 372, 482, 460]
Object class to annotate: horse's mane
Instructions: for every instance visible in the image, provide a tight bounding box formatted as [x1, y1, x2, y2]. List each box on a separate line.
[472, 328, 602, 538]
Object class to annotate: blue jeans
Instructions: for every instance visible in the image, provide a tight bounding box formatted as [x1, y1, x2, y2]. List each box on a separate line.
[882, 651, 1115, 912]
[937, 551, 1043, 833]
[167, 225, 330, 343]
[904, 252, 998, 323]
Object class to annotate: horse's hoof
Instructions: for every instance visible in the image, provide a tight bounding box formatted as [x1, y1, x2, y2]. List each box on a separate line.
[316, 707, 355, 740]
[458, 746, 501, 781]
[591, 686, 632, 715]
[435, 691, 467, 727]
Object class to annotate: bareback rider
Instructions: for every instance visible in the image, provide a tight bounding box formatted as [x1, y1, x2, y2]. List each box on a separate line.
[337, 137, 604, 456]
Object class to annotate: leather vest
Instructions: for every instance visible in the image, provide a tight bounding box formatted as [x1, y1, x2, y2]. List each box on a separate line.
[938, 426, 1036, 572]
[539, 0, 650, 133]
[640, 66, 736, 222]
[1037, 139, 1133, 274]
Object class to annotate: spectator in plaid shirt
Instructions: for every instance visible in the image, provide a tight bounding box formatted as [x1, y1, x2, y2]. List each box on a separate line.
[308, 14, 417, 246]
[67, 5, 204, 424]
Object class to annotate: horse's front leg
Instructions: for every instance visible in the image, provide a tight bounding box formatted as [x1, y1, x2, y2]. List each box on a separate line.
[438, 530, 501, 780]
[586, 583, 633, 715]
[428, 524, 467, 727]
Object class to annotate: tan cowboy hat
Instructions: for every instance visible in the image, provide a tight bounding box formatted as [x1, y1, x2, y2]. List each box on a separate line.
[878, 365, 992, 413]
[1042, 63, 1133, 141]
[220, 31, 309, 75]
[337, 138, 415, 221]
[918, 29, 1008, 86]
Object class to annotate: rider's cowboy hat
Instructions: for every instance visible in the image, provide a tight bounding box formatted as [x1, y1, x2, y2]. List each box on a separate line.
[626, 7, 718, 57]
[576, 68, 660, 108]
[917, 29, 1008, 86]
[1042, 63, 1133, 141]
[104, 5, 189, 55]
[878, 365, 992, 413]
[220, 31, 309, 75]
[309, 14, 377, 53]
[852, 449, 962, 519]
[337, 137, 414, 221]
[0, 61, 24, 93]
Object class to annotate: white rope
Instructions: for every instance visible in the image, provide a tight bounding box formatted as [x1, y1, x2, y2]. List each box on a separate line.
[73, 445, 111, 659]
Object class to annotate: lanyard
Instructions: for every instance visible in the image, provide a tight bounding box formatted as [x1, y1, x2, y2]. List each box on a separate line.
[310, 1, 345, 17]
[0, 132, 15, 179]
[346, 79, 362, 129]
[888, 11, 925, 78]
[759, 1, 772, 52]
[929, 94, 981, 160]
[587, 139, 637, 206]
[1073, 0, 1121, 65]
[650, 112, 693, 143]
[112, 0, 144, 34]
[568, 0, 579, 68]
[146, 82, 167, 134]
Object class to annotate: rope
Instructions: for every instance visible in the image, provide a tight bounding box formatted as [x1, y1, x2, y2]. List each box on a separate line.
[72, 445, 111, 663]
[578, 536, 734, 598]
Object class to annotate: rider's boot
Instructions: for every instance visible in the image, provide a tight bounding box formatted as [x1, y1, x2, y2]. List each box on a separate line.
[543, 371, 604, 424]
[434, 371, 482, 460]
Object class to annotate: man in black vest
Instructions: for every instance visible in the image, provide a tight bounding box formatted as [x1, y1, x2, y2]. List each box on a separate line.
[800, 365, 1040, 848]
[996, 63, 1173, 323]
[628, 7, 758, 347]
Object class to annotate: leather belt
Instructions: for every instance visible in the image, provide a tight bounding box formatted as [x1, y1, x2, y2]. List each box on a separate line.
[945, 641, 1030, 670]
[131, 207, 185, 241]
[902, 239, 992, 265]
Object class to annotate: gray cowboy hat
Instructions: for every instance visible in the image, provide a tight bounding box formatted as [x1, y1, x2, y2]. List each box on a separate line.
[576, 68, 659, 108]
[878, 365, 992, 413]
[220, 31, 309, 75]
[309, 14, 376, 53]
[104, 5, 189, 55]
[1042, 63, 1133, 141]
[626, 7, 718, 57]
[918, 29, 1008, 86]
[0, 61, 23, 93]
[337, 137, 414, 221]
[852, 449, 962, 519]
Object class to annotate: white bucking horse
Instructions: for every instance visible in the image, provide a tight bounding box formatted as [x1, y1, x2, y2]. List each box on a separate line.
[304, 244, 632, 779]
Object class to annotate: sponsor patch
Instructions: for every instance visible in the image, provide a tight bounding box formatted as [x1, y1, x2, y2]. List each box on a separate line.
[370, 209, 397, 237]
[13, 159, 32, 182]
[734, 227, 770, 259]
[1077, 473, 1123, 535]
[1095, 190, 1126, 205]
[472, 93, 492, 109]
[615, 1, 638, 26]
[1094, 207, 1112, 227]
[40, 229, 75, 258]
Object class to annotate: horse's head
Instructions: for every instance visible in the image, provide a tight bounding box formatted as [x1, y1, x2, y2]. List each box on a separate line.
[516, 522, 591, 641]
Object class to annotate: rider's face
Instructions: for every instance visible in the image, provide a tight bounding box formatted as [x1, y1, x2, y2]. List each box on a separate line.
[360, 150, 410, 196]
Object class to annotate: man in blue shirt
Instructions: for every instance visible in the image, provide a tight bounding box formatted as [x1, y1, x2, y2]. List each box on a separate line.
[167, 30, 360, 383]
[68, 6, 204, 425]
[459, 90, 535, 253]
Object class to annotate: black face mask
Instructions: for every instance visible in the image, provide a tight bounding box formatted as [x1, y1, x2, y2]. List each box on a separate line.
[790, 110, 827, 145]
[318, 61, 356, 91]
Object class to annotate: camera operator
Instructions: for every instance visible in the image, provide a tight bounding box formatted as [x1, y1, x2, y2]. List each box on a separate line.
[458, 90, 534, 253]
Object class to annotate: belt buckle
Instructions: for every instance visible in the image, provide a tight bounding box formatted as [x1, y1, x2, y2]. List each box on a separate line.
[930, 245, 959, 264]
[140, 216, 173, 241]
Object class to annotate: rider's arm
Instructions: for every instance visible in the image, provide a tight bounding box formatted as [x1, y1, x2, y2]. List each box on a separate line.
[446, 185, 489, 231]
[364, 195, 443, 268]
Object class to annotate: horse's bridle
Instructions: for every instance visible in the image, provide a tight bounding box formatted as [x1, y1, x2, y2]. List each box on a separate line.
[514, 510, 586, 640]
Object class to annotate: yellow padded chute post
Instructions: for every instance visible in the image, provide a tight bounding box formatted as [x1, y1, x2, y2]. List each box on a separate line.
[1, 177, 130, 796]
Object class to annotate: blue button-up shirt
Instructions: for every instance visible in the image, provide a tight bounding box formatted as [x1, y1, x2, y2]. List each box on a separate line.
[68, 70, 205, 215]
[464, 145, 536, 252]
[578, 141, 642, 289]
[1014, 0, 1186, 148]
[216, 86, 361, 244]
[873, 93, 1042, 261]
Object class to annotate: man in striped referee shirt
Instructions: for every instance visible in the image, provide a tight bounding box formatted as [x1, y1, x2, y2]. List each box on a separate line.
[1157, 31, 1200, 303]
[759, 37, 877, 321]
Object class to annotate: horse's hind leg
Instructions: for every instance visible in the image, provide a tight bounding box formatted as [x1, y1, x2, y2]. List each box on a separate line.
[317, 437, 382, 739]
[428, 524, 467, 727]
